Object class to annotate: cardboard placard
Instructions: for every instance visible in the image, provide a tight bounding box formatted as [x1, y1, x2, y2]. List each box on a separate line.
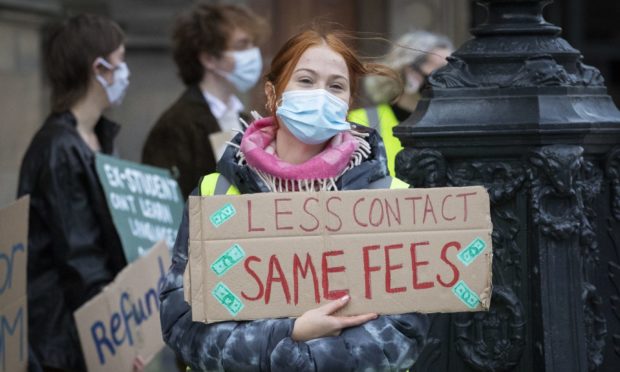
[95, 153, 184, 262]
[208, 130, 235, 161]
[74, 242, 170, 372]
[186, 186, 493, 323]
[0, 196, 29, 372]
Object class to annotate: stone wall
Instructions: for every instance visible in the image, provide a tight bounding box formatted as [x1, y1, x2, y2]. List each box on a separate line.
[0, 3, 54, 206]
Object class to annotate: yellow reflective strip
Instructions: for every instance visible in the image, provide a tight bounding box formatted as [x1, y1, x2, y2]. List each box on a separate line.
[377, 104, 404, 176]
[199, 173, 221, 196]
[347, 107, 370, 127]
[225, 184, 240, 195]
[200, 173, 241, 196]
[390, 177, 409, 189]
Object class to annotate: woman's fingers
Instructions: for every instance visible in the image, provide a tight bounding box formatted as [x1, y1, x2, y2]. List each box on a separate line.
[336, 312, 378, 329]
[292, 295, 378, 342]
[318, 294, 350, 315]
[133, 355, 145, 372]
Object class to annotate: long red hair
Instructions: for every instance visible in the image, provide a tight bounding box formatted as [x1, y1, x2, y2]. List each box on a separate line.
[265, 28, 400, 116]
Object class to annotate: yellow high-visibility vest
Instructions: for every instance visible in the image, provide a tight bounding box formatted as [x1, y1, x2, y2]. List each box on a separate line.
[199, 172, 408, 196]
[348, 103, 404, 177]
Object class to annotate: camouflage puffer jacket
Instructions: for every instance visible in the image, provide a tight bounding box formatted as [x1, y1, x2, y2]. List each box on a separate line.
[159, 123, 430, 371]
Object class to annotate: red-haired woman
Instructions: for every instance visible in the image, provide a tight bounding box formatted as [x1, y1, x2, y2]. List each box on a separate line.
[160, 29, 429, 371]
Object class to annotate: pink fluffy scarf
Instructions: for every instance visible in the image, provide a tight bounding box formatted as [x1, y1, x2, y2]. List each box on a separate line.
[239, 117, 360, 190]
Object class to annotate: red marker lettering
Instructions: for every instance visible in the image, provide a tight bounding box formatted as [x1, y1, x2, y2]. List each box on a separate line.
[362, 245, 381, 299]
[241, 256, 264, 301]
[326, 196, 343, 232]
[265, 255, 291, 304]
[384, 198, 401, 227]
[456, 191, 477, 222]
[410, 241, 434, 289]
[368, 198, 384, 227]
[299, 197, 320, 232]
[441, 194, 456, 221]
[292, 253, 320, 304]
[437, 241, 461, 287]
[385, 244, 406, 293]
[405, 196, 422, 224]
[274, 198, 293, 230]
[247, 200, 265, 232]
[321, 250, 348, 300]
[353, 197, 367, 227]
[423, 195, 438, 224]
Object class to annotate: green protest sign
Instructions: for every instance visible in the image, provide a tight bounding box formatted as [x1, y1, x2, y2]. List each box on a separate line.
[95, 154, 183, 262]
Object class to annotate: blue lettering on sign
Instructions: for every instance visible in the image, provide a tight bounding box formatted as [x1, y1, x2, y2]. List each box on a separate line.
[90, 256, 166, 365]
[0, 306, 25, 371]
[0, 243, 25, 295]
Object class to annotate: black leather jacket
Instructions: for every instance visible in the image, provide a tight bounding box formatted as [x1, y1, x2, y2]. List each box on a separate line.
[17, 111, 126, 371]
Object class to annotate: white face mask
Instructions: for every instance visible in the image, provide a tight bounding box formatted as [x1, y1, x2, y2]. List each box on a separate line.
[95, 57, 130, 106]
[219, 47, 262, 92]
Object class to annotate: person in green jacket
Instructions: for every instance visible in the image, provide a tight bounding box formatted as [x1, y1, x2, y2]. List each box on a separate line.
[348, 31, 453, 176]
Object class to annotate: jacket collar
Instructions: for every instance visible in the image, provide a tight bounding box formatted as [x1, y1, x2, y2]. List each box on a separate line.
[51, 111, 120, 155]
[180, 84, 209, 105]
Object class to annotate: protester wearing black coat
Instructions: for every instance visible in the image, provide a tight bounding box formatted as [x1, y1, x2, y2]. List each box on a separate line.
[17, 111, 126, 371]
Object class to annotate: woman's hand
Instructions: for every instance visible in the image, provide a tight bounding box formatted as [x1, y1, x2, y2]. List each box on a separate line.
[132, 355, 145, 372]
[291, 295, 378, 342]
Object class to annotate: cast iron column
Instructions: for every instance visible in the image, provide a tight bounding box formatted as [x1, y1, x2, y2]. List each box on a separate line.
[394, 1, 620, 371]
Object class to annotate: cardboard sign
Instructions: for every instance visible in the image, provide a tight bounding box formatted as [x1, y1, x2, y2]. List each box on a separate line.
[74, 242, 170, 372]
[0, 196, 29, 372]
[95, 154, 184, 262]
[209, 130, 235, 161]
[186, 186, 493, 323]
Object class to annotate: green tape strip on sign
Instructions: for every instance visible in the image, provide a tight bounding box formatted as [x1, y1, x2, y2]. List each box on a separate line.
[452, 280, 480, 309]
[210, 203, 236, 228]
[212, 282, 244, 316]
[457, 237, 487, 266]
[211, 243, 245, 276]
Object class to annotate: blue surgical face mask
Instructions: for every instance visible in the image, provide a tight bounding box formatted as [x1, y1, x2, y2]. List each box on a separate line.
[220, 47, 262, 92]
[276, 89, 350, 145]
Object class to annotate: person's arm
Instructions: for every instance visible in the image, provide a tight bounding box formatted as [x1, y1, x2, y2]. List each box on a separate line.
[159, 199, 294, 371]
[41, 142, 115, 305]
[270, 312, 429, 371]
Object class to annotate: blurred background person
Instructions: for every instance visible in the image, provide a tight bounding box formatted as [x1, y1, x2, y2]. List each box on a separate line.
[16, 14, 133, 372]
[141, 2, 268, 199]
[349, 31, 453, 176]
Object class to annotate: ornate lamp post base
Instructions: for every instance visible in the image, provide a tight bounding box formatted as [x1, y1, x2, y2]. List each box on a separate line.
[396, 1, 620, 371]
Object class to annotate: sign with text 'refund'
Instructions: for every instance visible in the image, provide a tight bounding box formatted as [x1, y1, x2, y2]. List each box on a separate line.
[95, 153, 183, 262]
[186, 186, 493, 323]
[74, 241, 170, 372]
[0, 196, 29, 372]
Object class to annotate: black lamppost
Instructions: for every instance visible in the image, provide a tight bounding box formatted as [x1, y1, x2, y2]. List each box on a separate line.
[395, 1, 620, 371]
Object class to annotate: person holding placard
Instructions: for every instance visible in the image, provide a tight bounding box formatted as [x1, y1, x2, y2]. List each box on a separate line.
[160, 27, 429, 371]
[16, 14, 143, 372]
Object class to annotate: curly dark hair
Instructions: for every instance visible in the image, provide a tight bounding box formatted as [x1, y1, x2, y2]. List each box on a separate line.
[172, 2, 267, 86]
[44, 14, 124, 113]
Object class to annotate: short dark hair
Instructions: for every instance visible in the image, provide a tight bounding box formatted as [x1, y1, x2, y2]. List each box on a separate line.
[172, 3, 267, 86]
[44, 14, 125, 113]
